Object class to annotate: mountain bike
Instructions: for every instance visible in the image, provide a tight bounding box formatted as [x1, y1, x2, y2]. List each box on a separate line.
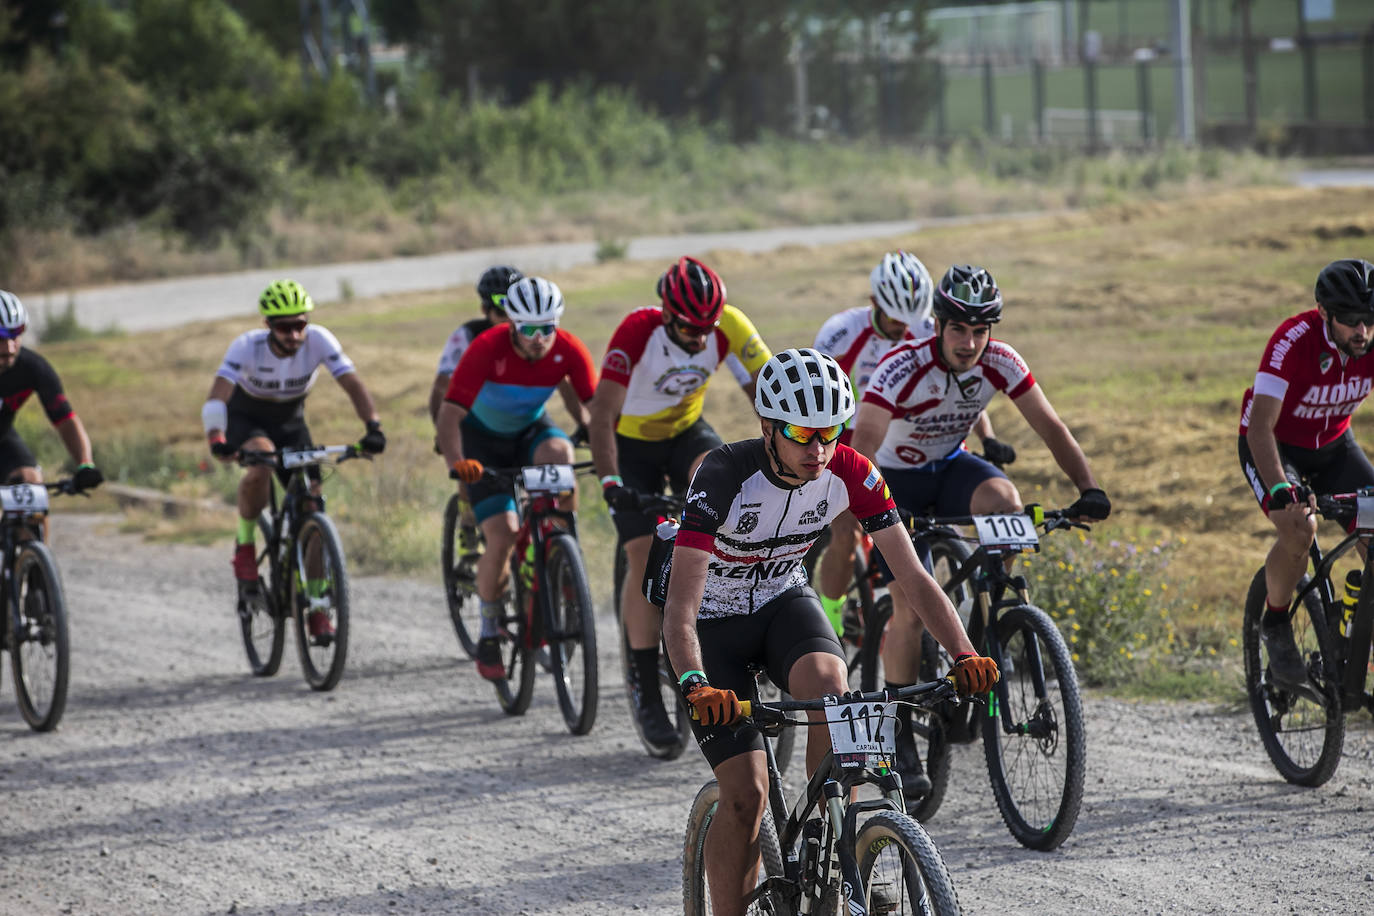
[442, 485, 484, 658]
[683, 674, 963, 915]
[481, 461, 599, 735]
[237, 445, 364, 692]
[907, 505, 1087, 850]
[1242, 489, 1374, 787]
[0, 479, 77, 731]
[617, 490, 799, 769]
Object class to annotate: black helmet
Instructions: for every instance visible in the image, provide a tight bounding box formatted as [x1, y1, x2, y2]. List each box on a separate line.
[933, 265, 1002, 324]
[1315, 259, 1374, 316]
[477, 265, 524, 310]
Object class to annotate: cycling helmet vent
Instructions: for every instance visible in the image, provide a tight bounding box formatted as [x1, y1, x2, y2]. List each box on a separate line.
[477, 265, 524, 308]
[1315, 258, 1374, 314]
[505, 276, 565, 324]
[659, 256, 726, 327]
[259, 279, 315, 318]
[0, 290, 27, 330]
[933, 264, 1002, 324]
[754, 348, 855, 427]
[870, 251, 934, 324]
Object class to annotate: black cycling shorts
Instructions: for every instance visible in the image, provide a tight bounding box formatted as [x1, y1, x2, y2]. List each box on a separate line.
[612, 418, 723, 541]
[225, 407, 315, 487]
[0, 427, 37, 482]
[461, 414, 569, 523]
[1238, 429, 1374, 518]
[687, 585, 844, 769]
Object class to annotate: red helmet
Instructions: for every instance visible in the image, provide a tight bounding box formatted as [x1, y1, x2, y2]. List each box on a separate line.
[657, 256, 726, 327]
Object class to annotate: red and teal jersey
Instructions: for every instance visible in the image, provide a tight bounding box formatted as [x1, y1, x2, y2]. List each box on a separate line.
[444, 326, 598, 435]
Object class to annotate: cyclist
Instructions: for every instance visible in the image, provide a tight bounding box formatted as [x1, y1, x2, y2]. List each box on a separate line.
[201, 279, 386, 638]
[849, 264, 1110, 801]
[1239, 258, 1374, 685]
[588, 256, 771, 754]
[429, 265, 524, 424]
[659, 347, 998, 916]
[811, 251, 1013, 638]
[0, 290, 104, 498]
[438, 276, 597, 680]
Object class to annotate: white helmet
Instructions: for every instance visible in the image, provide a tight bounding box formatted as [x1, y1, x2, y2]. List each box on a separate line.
[504, 276, 565, 325]
[754, 348, 855, 427]
[0, 290, 27, 331]
[870, 251, 933, 325]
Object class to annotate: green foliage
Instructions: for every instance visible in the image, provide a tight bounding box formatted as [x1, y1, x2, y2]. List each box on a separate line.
[1023, 530, 1200, 689]
[37, 300, 122, 343]
[595, 238, 628, 262]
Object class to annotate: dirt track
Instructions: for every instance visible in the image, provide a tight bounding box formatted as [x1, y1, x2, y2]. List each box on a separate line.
[1, 514, 1372, 915]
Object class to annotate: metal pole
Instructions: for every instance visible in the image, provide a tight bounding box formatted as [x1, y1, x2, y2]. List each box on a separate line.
[1032, 58, 1046, 141]
[1171, 0, 1195, 143]
[1137, 59, 1153, 145]
[983, 57, 996, 136]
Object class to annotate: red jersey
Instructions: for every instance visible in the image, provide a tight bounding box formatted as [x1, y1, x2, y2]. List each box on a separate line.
[1239, 309, 1374, 450]
[445, 326, 597, 435]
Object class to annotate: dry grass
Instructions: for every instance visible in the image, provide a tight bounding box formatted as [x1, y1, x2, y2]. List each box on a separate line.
[33, 185, 1374, 643]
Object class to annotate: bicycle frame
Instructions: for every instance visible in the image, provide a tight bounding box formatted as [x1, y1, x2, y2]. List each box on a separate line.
[0, 483, 65, 649]
[512, 491, 578, 648]
[1293, 525, 1374, 711]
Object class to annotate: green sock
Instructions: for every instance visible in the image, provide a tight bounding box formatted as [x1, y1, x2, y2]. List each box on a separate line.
[819, 594, 846, 636]
[307, 578, 329, 599]
[236, 517, 256, 545]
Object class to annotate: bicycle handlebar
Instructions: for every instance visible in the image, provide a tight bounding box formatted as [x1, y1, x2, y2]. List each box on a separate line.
[906, 503, 1087, 540]
[479, 460, 596, 484]
[726, 677, 960, 727]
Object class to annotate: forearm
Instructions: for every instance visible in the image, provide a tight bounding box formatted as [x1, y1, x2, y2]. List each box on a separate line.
[436, 402, 467, 468]
[1245, 426, 1290, 492]
[662, 547, 709, 678]
[973, 412, 994, 441]
[428, 377, 448, 424]
[56, 415, 93, 466]
[1045, 427, 1098, 492]
[338, 373, 379, 424]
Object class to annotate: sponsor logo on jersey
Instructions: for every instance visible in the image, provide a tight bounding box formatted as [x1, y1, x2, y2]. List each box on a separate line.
[895, 444, 930, 466]
[1319, 352, 1333, 374]
[819, 327, 851, 353]
[863, 463, 884, 491]
[654, 366, 711, 397]
[1292, 376, 1374, 419]
[226, 361, 242, 371]
[686, 486, 718, 520]
[797, 500, 829, 525]
[740, 334, 764, 362]
[604, 348, 631, 376]
[1268, 321, 1310, 371]
[495, 358, 507, 375]
[953, 374, 983, 401]
[709, 558, 800, 580]
[734, 510, 759, 534]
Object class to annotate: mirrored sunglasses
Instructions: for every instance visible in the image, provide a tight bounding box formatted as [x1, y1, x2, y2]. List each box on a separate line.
[777, 422, 844, 445]
[270, 318, 308, 333]
[488, 293, 508, 309]
[0, 324, 25, 340]
[672, 318, 717, 340]
[516, 322, 557, 339]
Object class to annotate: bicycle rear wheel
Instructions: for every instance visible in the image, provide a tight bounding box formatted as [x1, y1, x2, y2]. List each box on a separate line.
[495, 576, 538, 716]
[1243, 568, 1344, 786]
[855, 810, 961, 916]
[545, 533, 599, 735]
[239, 516, 285, 677]
[290, 513, 351, 691]
[441, 492, 483, 658]
[982, 603, 1085, 851]
[857, 592, 892, 693]
[683, 780, 785, 915]
[10, 543, 69, 732]
[907, 632, 952, 824]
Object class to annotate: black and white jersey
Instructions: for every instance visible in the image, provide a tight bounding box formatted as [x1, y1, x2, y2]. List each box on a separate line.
[677, 439, 898, 619]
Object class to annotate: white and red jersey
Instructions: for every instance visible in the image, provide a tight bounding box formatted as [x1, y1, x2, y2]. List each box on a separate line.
[601, 305, 770, 441]
[677, 441, 897, 619]
[862, 336, 1035, 469]
[1239, 309, 1374, 449]
[813, 306, 933, 396]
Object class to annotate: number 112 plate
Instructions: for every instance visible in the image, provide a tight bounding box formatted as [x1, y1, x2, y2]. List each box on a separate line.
[826, 699, 898, 769]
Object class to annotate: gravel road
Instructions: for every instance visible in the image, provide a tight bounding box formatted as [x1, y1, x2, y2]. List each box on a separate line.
[1, 514, 1372, 915]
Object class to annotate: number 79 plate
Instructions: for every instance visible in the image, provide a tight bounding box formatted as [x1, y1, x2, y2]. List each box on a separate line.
[520, 464, 575, 493]
[826, 699, 898, 769]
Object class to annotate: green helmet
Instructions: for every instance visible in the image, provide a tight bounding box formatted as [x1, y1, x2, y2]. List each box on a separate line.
[258, 279, 315, 318]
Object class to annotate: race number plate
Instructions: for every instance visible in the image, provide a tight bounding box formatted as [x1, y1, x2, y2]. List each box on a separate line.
[0, 484, 49, 514]
[972, 513, 1039, 551]
[826, 698, 898, 769]
[521, 464, 575, 494]
[281, 448, 330, 469]
[1357, 496, 1374, 532]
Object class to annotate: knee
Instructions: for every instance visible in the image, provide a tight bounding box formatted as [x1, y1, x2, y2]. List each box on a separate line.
[719, 777, 768, 824]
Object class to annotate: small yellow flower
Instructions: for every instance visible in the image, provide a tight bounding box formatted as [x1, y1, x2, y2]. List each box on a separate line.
[1066, 608, 1076, 616]
[1071, 622, 1080, 630]
[1110, 568, 1120, 577]
[1143, 588, 1153, 597]
[1228, 637, 1238, 647]
[1207, 647, 1217, 656]
[1072, 652, 1080, 662]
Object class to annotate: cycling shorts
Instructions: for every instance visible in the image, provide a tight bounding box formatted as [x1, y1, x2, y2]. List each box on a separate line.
[0, 428, 37, 482]
[687, 585, 843, 769]
[612, 418, 722, 541]
[226, 407, 316, 487]
[872, 451, 1007, 583]
[462, 414, 568, 523]
[1238, 430, 1374, 519]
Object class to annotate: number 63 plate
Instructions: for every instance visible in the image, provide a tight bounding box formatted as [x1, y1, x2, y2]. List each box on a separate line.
[826, 698, 899, 769]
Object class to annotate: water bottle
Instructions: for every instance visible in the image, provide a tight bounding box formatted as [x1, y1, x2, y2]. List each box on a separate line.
[1341, 569, 1360, 638]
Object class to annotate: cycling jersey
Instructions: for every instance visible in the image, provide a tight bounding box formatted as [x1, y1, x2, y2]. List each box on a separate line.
[445, 325, 597, 436]
[677, 440, 897, 619]
[862, 336, 1034, 469]
[601, 305, 770, 441]
[216, 326, 356, 408]
[0, 349, 74, 437]
[813, 306, 932, 395]
[435, 317, 493, 377]
[1238, 309, 1374, 450]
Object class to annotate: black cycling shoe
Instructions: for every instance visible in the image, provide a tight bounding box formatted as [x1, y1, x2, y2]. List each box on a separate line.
[475, 635, 505, 681]
[632, 688, 680, 751]
[892, 721, 932, 800]
[1261, 612, 1308, 687]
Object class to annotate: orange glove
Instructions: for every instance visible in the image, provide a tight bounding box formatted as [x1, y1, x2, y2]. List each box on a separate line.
[450, 459, 484, 484]
[951, 653, 999, 697]
[684, 681, 742, 727]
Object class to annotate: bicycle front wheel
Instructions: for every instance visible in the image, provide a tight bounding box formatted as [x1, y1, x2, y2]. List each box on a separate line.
[1242, 569, 1344, 786]
[683, 780, 785, 916]
[928, 536, 977, 744]
[290, 513, 351, 692]
[907, 632, 952, 824]
[545, 533, 599, 735]
[442, 492, 483, 658]
[855, 810, 961, 916]
[10, 543, 69, 732]
[239, 516, 285, 677]
[982, 603, 1085, 851]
